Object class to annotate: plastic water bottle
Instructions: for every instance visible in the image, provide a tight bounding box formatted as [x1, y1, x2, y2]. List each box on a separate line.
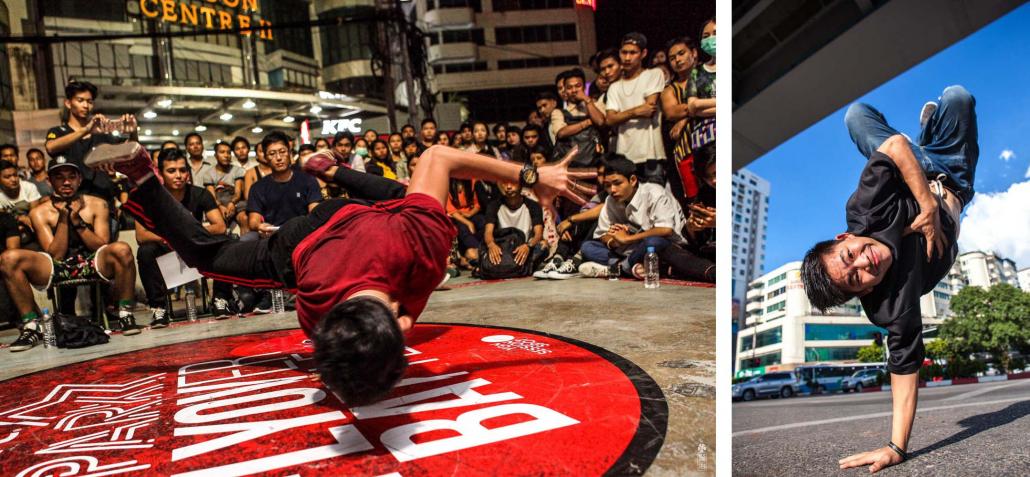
[644, 247, 660, 289]
[41, 307, 56, 349]
[185, 288, 198, 322]
[608, 259, 620, 281]
[272, 289, 285, 314]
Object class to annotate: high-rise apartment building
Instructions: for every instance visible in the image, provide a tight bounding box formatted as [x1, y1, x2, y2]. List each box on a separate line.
[731, 168, 770, 328]
[955, 251, 1020, 289]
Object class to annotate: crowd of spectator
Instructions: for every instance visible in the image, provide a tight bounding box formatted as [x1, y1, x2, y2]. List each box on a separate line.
[0, 20, 716, 352]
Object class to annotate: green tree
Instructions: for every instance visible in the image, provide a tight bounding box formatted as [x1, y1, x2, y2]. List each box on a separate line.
[941, 284, 1030, 373]
[857, 344, 884, 363]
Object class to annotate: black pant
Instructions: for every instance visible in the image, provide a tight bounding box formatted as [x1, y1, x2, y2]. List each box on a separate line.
[136, 241, 233, 308]
[554, 220, 595, 261]
[660, 242, 715, 282]
[122, 166, 406, 289]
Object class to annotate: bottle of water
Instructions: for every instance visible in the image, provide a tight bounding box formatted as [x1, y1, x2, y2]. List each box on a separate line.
[185, 288, 198, 322]
[272, 289, 285, 313]
[644, 247, 660, 289]
[608, 259, 620, 281]
[41, 307, 57, 349]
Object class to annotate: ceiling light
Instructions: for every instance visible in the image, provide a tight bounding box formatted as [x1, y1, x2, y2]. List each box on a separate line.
[283, 116, 295, 123]
[219, 112, 233, 121]
[172, 129, 180, 136]
[309, 105, 322, 114]
[195, 125, 207, 132]
[143, 111, 157, 119]
[251, 126, 263, 133]
[157, 98, 173, 108]
[144, 129, 152, 135]
[242, 99, 256, 109]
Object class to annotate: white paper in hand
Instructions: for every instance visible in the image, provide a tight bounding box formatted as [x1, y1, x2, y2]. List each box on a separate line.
[157, 251, 203, 289]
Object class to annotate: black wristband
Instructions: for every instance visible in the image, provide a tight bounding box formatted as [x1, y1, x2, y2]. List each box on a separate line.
[887, 442, 906, 462]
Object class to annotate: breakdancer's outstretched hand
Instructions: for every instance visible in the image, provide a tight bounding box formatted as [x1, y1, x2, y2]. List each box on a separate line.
[534, 146, 597, 213]
[839, 446, 904, 473]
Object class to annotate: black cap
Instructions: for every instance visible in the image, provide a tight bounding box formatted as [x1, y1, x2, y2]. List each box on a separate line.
[47, 156, 80, 174]
[621, 32, 648, 49]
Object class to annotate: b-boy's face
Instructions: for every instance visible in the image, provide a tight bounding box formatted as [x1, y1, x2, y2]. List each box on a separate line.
[822, 233, 894, 296]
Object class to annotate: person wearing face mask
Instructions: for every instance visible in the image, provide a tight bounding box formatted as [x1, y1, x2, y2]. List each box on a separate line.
[353, 138, 371, 171]
[687, 19, 717, 153]
[661, 36, 702, 210]
[801, 86, 978, 474]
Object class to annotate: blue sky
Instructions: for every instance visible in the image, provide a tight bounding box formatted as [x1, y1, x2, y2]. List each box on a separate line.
[747, 3, 1030, 274]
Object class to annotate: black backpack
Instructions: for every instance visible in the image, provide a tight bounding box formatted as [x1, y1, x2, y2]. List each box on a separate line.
[477, 228, 532, 279]
[54, 313, 110, 348]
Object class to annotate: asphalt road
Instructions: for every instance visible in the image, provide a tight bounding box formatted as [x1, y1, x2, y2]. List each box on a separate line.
[732, 379, 1030, 476]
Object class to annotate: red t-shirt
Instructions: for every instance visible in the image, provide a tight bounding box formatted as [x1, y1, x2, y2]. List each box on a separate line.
[291, 193, 457, 336]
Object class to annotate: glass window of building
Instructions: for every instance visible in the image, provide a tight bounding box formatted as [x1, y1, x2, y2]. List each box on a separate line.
[804, 347, 862, 362]
[804, 324, 886, 341]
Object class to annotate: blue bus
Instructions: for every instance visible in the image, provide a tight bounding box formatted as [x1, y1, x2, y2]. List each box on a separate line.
[794, 363, 885, 394]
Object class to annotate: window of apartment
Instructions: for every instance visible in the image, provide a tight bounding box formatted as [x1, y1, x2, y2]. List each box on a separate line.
[804, 324, 886, 341]
[320, 9, 374, 65]
[493, 0, 571, 11]
[264, 0, 315, 57]
[739, 351, 781, 369]
[767, 272, 787, 285]
[430, 28, 486, 46]
[765, 301, 785, 314]
[433, 61, 489, 74]
[804, 347, 862, 362]
[497, 55, 579, 70]
[0, 23, 13, 111]
[766, 286, 785, 300]
[495, 24, 577, 45]
[51, 41, 160, 85]
[426, 0, 483, 12]
[44, 0, 127, 22]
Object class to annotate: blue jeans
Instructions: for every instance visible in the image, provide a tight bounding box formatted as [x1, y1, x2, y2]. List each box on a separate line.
[844, 85, 979, 205]
[580, 237, 671, 275]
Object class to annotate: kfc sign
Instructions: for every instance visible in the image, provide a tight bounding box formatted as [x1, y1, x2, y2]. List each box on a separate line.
[321, 118, 363, 135]
[0, 324, 665, 476]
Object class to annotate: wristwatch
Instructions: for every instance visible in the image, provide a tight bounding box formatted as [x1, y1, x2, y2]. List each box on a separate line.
[519, 163, 538, 189]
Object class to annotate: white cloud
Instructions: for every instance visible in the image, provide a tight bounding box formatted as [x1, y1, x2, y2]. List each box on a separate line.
[999, 149, 1016, 161]
[958, 180, 1030, 268]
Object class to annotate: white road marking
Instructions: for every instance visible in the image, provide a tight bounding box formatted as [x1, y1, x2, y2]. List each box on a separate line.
[733, 396, 1029, 437]
[943, 378, 1030, 402]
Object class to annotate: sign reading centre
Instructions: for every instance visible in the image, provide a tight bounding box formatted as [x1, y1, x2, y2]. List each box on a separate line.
[139, 0, 273, 39]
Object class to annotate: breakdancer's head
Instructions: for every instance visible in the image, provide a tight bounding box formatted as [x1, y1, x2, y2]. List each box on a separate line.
[312, 289, 412, 406]
[802, 233, 893, 311]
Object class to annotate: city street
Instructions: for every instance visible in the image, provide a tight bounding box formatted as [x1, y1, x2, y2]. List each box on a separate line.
[732, 378, 1030, 476]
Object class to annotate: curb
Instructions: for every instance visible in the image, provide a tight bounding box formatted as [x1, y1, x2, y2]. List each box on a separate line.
[860, 371, 1030, 392]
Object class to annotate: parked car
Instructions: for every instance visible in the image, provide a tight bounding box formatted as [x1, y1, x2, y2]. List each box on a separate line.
[732, 371, 801, 401]
[841, 369, 883, 392]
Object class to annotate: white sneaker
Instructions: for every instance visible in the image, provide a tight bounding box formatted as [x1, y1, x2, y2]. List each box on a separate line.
[548, 259, 580, 279]
[533, 257, 562, 279]
[578, 262, 608, 278]
[436, 273, 451, 290]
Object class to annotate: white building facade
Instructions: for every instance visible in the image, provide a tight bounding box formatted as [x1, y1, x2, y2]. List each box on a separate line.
[955, 251, 1020, 289]
[731, 168, 770, 329]
[1018, 268, 1030, 293]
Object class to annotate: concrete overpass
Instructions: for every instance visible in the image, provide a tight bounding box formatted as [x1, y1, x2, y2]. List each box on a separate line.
[732, 0, 1026, 170]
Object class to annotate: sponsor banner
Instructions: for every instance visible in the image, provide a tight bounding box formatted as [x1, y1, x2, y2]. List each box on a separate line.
[0, 324, 665, 476]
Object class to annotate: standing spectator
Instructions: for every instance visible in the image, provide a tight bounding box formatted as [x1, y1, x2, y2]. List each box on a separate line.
[483, 180, 547, 275]
[353, 138, 370, 170]
[298, 144, 317, 164]
[437, 131, 452, 147]
[0, 144, 17, 165]
[314, 137, 330, 151]
[604, 33, 667, 183]
[467, 121, 501, 159]
[555, 71, 569, 107]
[420, 118, 438, 149]
[579, 156, 685, 279]
[688, 18, 717, 152]
[184, 133, 215, 185]
[204, 142, 245, 231]
[3, 156, 141, 352]
[44, 81, 137, 203]
[493, 124, 509, 152]
[0, 161, 43, 250]
[400, 124, 417, 140]
[402, 137, 423, 163]
[552, 68, 605, 167]
[535, 92, 559, 147]
[506, 125, 522, 149]
[332, 131, 364, 172]
[23, 149, 53, 199]
[362, 129, 379, 145]
[388, 132, 410, 181]
[522, 124, 545, 152]
[136, 148, 230, 327]
[231, 136, 256, 171]
[365, 140, 397, 180]
[661, 36, 702, 208]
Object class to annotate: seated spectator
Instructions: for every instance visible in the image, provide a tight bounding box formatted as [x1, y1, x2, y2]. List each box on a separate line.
[446, 178, 484, 268]
[353, 138, 370, 170]
[662, 143, 715, 282]
[332, 131, 363, 173]
[298, 144, 317, 164]
[493, 123, 509, 152]
[0, 211, 21, 328]
[362, 129, 379, 145]
[457, 122, 473, 150]
[400, 123, 417, 140]
[437, 131, 452, 148]
[388, 133, 410, 182]
[136, 148, 231, 326]
[366, 140, 397, 180]
[522, 124, 545, 152]
[23, 148, 53, 199]
[3, 156, 140, 352]
[483, 181, 547, 276]
[242, 141, 272, 221]
[314, 137, 331, 151]
[419, 118, 438, 149]
[247, 132, 322, 312]
[184, 133, 215, 185]
[506, 125, 522, 151]
[466, 121, 502, 159]
[578, 156, 686, 279]
[204, 142, 245, 231]
[0, 161, 44, 248]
